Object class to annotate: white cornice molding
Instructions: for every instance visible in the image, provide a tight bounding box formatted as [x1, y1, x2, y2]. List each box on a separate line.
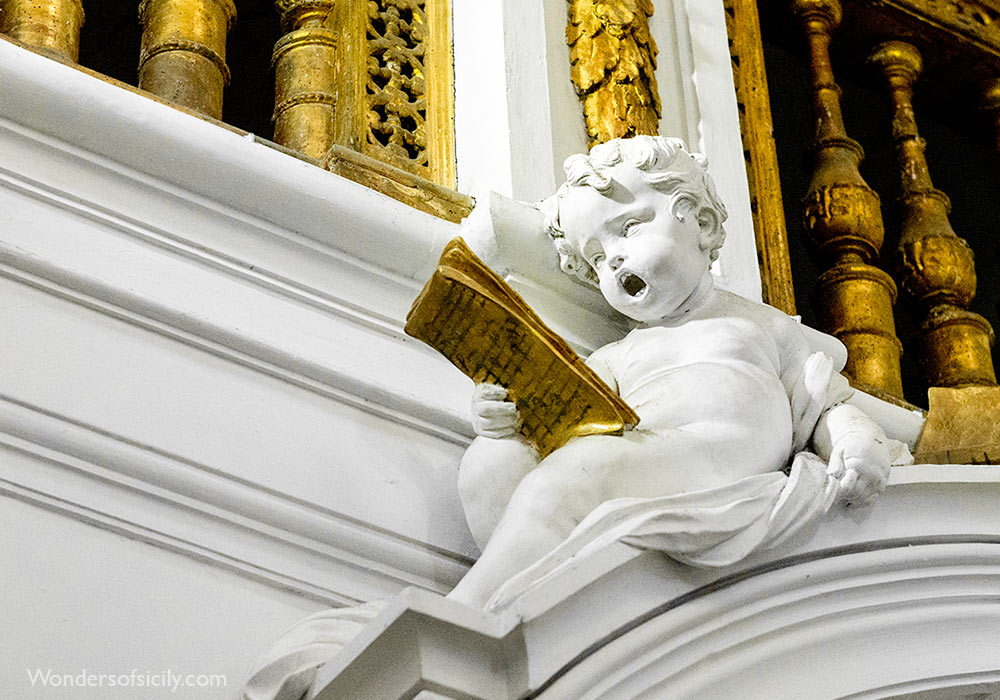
[0, 38, 482, 595]
[0, 115, 475, 446]
[0, 395, 473, 605]
[547, 540, 1000, 699]
[0, 236, 471, 447]
[0, 38, 458, 285]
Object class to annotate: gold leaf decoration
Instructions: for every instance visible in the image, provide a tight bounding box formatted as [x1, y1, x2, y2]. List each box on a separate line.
[567, 0, 660, 145]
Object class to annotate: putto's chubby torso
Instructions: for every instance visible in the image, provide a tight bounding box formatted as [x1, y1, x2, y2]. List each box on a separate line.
[585, 289, 808, 475]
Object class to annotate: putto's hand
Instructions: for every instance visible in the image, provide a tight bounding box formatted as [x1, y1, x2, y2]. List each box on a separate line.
[827, 431, 891, 506]
[471, 383, 521, 439]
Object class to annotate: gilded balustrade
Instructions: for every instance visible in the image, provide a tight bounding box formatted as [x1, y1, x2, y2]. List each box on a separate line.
[138, 0, 236, 120]
[314, 0, 470, 222]
[869, 41, 997, 390]
[790, 0, 905, 400]
[0, 0, 84, 62]
[272, 0, 337, 160]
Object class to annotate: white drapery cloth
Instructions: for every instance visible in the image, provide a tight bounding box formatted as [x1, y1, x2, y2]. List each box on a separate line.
[486, 450, 838, 611]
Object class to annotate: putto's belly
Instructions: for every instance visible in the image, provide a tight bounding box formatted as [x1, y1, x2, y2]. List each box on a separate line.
[623, 362, 794, 464]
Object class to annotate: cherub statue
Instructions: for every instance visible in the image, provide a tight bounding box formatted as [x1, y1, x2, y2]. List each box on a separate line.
[448, 135, 899, 610]
[242, 136, 908, 699]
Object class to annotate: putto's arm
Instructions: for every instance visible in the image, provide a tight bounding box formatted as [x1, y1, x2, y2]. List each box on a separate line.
[458, 384, 541, 549]
[458, 192, 567, 284]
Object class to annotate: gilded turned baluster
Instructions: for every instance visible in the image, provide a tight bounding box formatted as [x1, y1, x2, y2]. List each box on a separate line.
[272, 0, 337, 160]
[138, 0, 236, 120]
[791, 0, 904, 399]
[869, 41, 996, 389]
[0, 0, 84, 62]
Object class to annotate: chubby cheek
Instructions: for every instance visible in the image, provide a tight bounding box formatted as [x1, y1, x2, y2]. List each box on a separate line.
[598, 275, 623, 304]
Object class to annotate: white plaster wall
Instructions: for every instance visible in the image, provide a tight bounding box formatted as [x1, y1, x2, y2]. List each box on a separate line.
[453, 0, 587, 202]
[653, 1, 762, 301]
[1, 496, 325, 700]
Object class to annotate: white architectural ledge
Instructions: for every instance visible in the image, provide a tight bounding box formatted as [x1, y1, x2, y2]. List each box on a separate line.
[313, 464, 1000, 700]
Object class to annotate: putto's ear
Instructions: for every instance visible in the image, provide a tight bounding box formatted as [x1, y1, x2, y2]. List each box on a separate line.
[696, 208, 719, 247]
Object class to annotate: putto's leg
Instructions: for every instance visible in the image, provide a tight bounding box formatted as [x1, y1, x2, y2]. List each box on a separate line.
[457, 436, 540, 550]
[448, 426, 763, 610]
[448, 446, 604, 609]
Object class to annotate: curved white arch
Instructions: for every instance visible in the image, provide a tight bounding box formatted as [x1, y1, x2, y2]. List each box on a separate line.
[545, 542, 1000, 700]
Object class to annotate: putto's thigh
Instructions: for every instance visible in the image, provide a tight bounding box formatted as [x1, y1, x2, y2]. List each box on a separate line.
[532, 428, 735, 503]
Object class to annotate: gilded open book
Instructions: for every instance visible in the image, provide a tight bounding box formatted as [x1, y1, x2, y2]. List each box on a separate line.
[405, 237, 639, 457]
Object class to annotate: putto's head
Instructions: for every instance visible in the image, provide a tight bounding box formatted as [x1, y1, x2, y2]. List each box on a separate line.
[540, 136, 728, 288]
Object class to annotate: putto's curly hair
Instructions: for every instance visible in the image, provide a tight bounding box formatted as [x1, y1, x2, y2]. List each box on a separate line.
[538, 136, 728, 287]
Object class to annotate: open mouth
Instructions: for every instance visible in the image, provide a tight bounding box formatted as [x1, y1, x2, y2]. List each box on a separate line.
[620, 272, 647, 297]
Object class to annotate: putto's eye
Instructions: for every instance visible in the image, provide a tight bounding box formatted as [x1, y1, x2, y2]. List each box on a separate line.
[591, 253, 606, 269]
[623, 219, 642, 237]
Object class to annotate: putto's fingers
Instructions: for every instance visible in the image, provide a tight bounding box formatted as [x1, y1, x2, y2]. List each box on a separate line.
[840, 470, 881, 506]
[827, 448, 846, 480]
[840, 468, 859, 496]
[853, 475, 876, 500]
[477, 401, 519, 418]
[478, 414, 519, 432]
[479, 426, 519, 439]
[474, 383, 508, 401]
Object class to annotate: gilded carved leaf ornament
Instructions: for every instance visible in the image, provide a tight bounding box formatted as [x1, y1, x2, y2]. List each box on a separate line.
[567, 0, 661, 145]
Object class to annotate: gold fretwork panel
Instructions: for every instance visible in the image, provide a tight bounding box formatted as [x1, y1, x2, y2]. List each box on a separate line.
[329, 0, 455, 188]
[365, 1, 428, 171]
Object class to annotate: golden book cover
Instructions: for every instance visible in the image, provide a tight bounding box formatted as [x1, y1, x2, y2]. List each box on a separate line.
[405, 237, 640, 457]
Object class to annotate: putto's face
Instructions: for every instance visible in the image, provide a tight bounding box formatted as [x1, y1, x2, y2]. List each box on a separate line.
[559, 163, 714, 323]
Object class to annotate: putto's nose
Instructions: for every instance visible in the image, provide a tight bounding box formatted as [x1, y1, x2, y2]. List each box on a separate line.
[608, 255, 625, 271]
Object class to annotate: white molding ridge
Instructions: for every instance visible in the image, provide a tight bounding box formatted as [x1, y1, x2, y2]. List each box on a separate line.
[0, 115, 476, 445]
[0, 395, 473, 605]
[0, 240, 472, 447]
[0, 38, 458, 285]
[548, 541, 1000, 699]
